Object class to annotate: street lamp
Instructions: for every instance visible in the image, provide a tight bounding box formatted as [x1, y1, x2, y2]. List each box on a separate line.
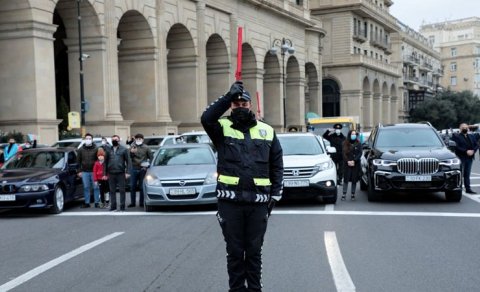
[77, 0, 86, 137]
[270, 38, 295, 131]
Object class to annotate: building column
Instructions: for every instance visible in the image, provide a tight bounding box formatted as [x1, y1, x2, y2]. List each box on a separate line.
[373, 93, 383, 127]
[390, 95, 398, 124]
[196, 1, 207, 121]
[382, 95, 391, 124]
[286, 77, 305, 131]
[340, 89, 362, 126]
[362, 91, 373, 131]
[0, 21, 60, 144]
[308, 80, 321, 117]
[263, 72, 283, 130]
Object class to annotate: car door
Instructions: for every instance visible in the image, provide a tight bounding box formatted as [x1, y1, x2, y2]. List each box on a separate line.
[65, 151, 83, 199]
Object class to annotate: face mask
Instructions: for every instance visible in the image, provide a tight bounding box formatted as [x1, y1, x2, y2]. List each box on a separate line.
[85, 139, 92, 146]
[135, 140, 143, 146]
[461, 129, 468, 134]
[231, 107, 254, 124]
[112, 140, 119, 146]
[335, 129, 341, 135]
[351, 135, 357, 140]
[9, 142, 14, 145]
[98, 157, 104, 162]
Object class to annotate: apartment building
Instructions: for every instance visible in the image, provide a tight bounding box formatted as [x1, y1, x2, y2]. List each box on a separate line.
[310, 0, 402, 130]
[390, 21, 443, 120]
[420, 17, 480, 96]
[0, 0, 325, 143]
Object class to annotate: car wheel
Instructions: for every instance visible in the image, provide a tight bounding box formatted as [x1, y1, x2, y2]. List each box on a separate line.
[144, 203, 153, 212]
[367, 177, 382, 202]
[445, 190, 462, 202]
[50, 185, 65, 214]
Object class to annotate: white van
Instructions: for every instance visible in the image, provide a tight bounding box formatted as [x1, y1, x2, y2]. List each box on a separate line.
[51, 137, 112, 149]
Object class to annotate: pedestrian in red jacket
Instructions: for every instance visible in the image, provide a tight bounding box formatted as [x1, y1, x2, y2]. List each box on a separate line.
[93, 149, 109, 208]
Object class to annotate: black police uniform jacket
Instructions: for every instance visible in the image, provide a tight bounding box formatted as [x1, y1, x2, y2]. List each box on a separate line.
[201, 95, 284, 204]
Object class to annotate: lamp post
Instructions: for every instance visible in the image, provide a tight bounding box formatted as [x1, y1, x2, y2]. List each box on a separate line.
[270, 38, 295, 131]
[77, 0, 86, 137]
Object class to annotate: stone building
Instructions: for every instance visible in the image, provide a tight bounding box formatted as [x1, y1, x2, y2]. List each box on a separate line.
[0, 0, 325, 144]
[310, 0, 402, 131]
[420, 17, 480, 97]
[390, 21, 443, 120]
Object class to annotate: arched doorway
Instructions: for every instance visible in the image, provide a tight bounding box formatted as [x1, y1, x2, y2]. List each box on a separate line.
[322, 78, 340, 117]
[206, 34, 229, 104]
[117, 10, 156, 126]
[166, 24, 197, 125]
[263, 52, 281, 126]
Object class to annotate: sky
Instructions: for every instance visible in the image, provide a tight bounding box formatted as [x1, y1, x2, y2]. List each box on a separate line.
[389, 0, 479, 31]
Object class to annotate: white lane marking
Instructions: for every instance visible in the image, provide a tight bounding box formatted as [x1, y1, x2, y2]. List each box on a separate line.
[324, 231, 356, 292]
[325, 204, 335, 212]
[470, 177, 480, 180]
[57, 210, 480, 218]
[463, 192, 480, 203]
[467, 184, 480, 187]
[0, 232, 124, 292]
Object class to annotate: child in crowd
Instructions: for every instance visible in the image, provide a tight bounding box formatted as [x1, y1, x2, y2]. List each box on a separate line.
[93, 149, 110, 208]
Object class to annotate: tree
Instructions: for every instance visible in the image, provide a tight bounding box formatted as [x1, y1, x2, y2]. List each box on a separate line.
[409, 90, 480, 129]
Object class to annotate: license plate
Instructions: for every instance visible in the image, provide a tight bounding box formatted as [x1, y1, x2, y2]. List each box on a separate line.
[0, 195, 15, 201]
[405, 176, 432, 182]
[284, 180, 310, 187]
[170, 188, 196, 195]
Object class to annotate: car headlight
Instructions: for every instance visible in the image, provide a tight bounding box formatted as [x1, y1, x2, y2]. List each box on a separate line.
[439, 158, 461, 166]
[373, 159, 397, 167]
[145, 174, 162, 186]
[314, 160, 334, 173]
[204, 172, 218, 185]
[19, 184, 49, 192]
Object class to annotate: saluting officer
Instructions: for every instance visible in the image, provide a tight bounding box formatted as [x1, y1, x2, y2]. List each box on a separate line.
[201, 81, 284, 292]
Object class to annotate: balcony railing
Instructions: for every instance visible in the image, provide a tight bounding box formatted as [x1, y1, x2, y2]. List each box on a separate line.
[403, 74, 419, 83]
[432, 68, 444, 76]
[349, 54, 401, 76]
[353, 28, 367, 43]
[403, 55, 420, 65]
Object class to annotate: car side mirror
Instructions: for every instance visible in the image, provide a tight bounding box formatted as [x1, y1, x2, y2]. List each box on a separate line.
[448, 140, 456, 148]
[326, 146, 336, 154]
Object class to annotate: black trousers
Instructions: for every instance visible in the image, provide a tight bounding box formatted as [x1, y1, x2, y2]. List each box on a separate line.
[108, 173, 126, 209]
[217, 199, 269, 292]
[333, 158, 343, 183]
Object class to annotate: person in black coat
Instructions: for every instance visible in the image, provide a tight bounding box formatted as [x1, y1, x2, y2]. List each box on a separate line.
[451, 123, 479, 194]
[341, 130, 362, 201]
[323, 123, 346, 185]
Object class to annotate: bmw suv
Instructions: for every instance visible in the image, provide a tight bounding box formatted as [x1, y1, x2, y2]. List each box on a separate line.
[360, 123, 462, 202]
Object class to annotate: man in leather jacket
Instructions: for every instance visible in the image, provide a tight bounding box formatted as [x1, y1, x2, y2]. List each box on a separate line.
[201, 81, 283, 292]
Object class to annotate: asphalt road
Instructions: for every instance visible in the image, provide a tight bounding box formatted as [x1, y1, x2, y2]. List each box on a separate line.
[2, 165, 480, 291]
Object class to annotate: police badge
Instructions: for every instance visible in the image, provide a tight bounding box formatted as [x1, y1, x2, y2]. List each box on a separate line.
[259, 129, 267, 138]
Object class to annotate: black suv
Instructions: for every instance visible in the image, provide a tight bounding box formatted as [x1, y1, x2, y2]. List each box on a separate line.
[360, 123, 462, 202]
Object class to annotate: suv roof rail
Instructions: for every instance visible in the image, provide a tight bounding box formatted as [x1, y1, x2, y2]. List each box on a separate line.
[417, 121, 433, 127]
[377, 123, 383, 128]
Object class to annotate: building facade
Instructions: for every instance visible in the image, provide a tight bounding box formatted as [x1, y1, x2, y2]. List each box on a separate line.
[310, 0, 402, 131]
[420, 17, 480, 96]
[0, 0, 326, 144]
[390, 21, 443, 120]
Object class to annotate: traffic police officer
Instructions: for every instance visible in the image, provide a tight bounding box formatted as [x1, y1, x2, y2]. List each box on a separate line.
[201, 81, 283, 292]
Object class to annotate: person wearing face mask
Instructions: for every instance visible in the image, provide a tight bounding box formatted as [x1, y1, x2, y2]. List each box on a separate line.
[93, 149, 110, 208]
[128, 133, 153, 208]
[4, 137, 19, 161]
[341, 130, 362, 201]
[77, 133, 101, 208]
[104, 134, 131, 211]
[323, 123, 346, 185]
[201, 80, 283, 292]
[451, 123, 479, 194]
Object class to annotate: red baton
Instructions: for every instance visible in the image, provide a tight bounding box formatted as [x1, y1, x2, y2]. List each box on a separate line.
[235, 27, 243, 81]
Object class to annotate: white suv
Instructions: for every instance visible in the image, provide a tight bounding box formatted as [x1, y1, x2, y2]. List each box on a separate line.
[277, 133, 338, 204]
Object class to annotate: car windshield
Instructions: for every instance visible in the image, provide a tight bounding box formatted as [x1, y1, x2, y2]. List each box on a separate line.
[181, 134, 211, 144]
[153, 147, 215, 166]
[52, 141, 81, 148]
[144, 137, 165, 146]
[3, 151, 65, 169]
[278, 136, 324, 155]
[375, 128, 443, 148]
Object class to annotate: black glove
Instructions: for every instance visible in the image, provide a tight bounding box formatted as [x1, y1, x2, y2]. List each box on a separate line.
[267, 199, 276, 217]
[225, 81, 244, 100]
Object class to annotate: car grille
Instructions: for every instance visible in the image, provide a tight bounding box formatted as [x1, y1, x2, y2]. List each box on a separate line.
[284, 167, 315, 179]
[161, 179, 204, 187]
[0, 184, 16, 194]
[397, 158, 439, 175]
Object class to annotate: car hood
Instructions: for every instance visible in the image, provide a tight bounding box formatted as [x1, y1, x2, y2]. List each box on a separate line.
[0, 168, 60, 182]
[283, 154, 331, 167]
[375, 147, 456, 160]
[148, 164, 216, 179]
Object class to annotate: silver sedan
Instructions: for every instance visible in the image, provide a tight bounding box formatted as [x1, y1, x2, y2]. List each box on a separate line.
[143, 143, 218, 211]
